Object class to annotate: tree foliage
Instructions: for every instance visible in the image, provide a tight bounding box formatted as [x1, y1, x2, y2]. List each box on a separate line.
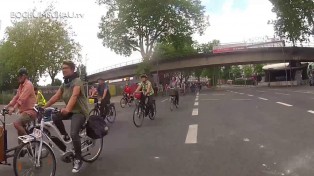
[97, 0, 208, 60]
[196, 39, 220, 53]
[230, 65, 242, 79]
[269, 0, 314, 45]
[243, 65, 253, 78]
[0, 8, 80, 90]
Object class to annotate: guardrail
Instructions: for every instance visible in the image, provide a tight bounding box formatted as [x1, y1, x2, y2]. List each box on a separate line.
[87, 58, 142, 75]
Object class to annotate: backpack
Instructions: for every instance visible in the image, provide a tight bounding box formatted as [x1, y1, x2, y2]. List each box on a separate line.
[86, 115, 108, 139]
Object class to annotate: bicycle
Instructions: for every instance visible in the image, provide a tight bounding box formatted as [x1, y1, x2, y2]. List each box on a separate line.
[89, 101, 116, 124]
[120, 93, 134, 108]
[132, 92, 156, 127]
[169, 88, 178, 111]
[0, 108, 39, 167]
[13, 108, 104, 176]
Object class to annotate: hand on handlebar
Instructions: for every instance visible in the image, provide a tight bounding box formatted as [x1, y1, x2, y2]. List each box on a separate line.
[61, 108, 71, 116]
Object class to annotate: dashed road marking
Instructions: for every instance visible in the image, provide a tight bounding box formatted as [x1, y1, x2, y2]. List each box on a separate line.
[194, 102, 199, 106]
[185, 124, 198, 144]
[192, 108, 198, 116]
[308, 110, 314, 114]
[276, 102, 293, 107]
[247, 94, 254, 97]
[275, 92, 290, 96]
[258, 97, 268, 101]
[161, 98, 168, 103]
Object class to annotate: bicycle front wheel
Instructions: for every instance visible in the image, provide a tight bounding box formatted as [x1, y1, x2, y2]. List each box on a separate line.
[133, 105, 144, 127]
[106, 105, 116, 123]
[13, 141, 56, 176]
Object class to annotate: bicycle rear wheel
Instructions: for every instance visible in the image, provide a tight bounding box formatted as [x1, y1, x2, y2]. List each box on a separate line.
[81, 129, 104, 163]
[89, 109, 100, 116]
[14, 141, 56, 176]
[133, 105, 144, 127]
[106, 105, 116, 123]
[170, 97, 174, 111]
[149, 101, 156, 120]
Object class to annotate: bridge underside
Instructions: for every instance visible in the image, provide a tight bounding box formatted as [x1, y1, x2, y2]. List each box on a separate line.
[87, 47, 314, 83]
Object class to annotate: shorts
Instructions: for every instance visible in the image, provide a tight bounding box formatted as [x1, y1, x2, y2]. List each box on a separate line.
[16, 112, 35, 126]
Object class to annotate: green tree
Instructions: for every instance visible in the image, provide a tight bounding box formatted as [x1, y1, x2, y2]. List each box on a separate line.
[153, 35, 197, 61]
[78, 64, 87, 82]
[230, 65, 242, 79]
[51, 78, 62, 86]
[196, 39, 220, 53]
[269, 0, 314, 45]
[243, 65, 253, 78]
[97, 0, 208, 61]
[1, 7, 80, 85]
[253, 64, 264, 75]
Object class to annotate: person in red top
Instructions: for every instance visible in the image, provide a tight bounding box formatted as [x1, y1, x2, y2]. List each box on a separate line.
[5, 68, 36, 138]
[124, 83, 132, 96]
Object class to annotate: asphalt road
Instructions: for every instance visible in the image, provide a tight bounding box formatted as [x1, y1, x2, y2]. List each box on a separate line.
[2, 86, 314, 176]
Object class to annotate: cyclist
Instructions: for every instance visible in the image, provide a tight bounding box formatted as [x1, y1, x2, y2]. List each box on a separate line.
[44, 60, 89, 173]
[123, 82, 132, 102]
[5, 68, 36, 141]
[169, 77, 179, 106]
[135, 74, 154, 116]
[34, 87, 46, 107]
[92, 78, 111, 117]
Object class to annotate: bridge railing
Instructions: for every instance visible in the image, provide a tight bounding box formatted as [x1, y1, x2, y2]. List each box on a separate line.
[88, 41, 314, 76]
[88, 58, 142, 75]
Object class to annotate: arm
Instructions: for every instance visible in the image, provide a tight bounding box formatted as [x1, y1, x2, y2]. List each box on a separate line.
[65, 86, 81, 112]
[102, 85, 108, 99]
[44, 89, 62, 108]
[135, 85, 141, 92]
[13, 84, 33, 109]
[146, 83, 152, 94]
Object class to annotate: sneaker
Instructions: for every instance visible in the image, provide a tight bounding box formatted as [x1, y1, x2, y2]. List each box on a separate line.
[72, 159, 83, 173]
[63, 135, 71, 142]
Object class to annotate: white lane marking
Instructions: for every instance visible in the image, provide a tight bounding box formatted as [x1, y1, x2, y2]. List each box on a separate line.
[258, 97, 268, 101]
[307, 110, 314, 114]
[154, 156, 160, 159]
[247, 94, 254, 97]
[200, 99, 220, 101]
[161, 98, 168, 103]
[196, 95, 199, 98]
[195, 98, 199, 101]
[243, 138, 250, 142]
[232, 99, 251, 101]
[275, 92, 290, 96]
[185, 124, 198, 144]
[196, 92, 199, 96]
[276, 102, 293, 107]
[194, 102, 199, 106]
[192, 108, 198, 116]
[238, 93, 244, 95]
[257, 90, 266, 93]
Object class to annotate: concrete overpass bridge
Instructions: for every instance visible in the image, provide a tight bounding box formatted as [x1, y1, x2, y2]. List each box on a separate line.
[87, 47, 314, 83]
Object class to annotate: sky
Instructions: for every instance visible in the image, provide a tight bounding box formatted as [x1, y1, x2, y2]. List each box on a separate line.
[0, 0, 277, 85]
